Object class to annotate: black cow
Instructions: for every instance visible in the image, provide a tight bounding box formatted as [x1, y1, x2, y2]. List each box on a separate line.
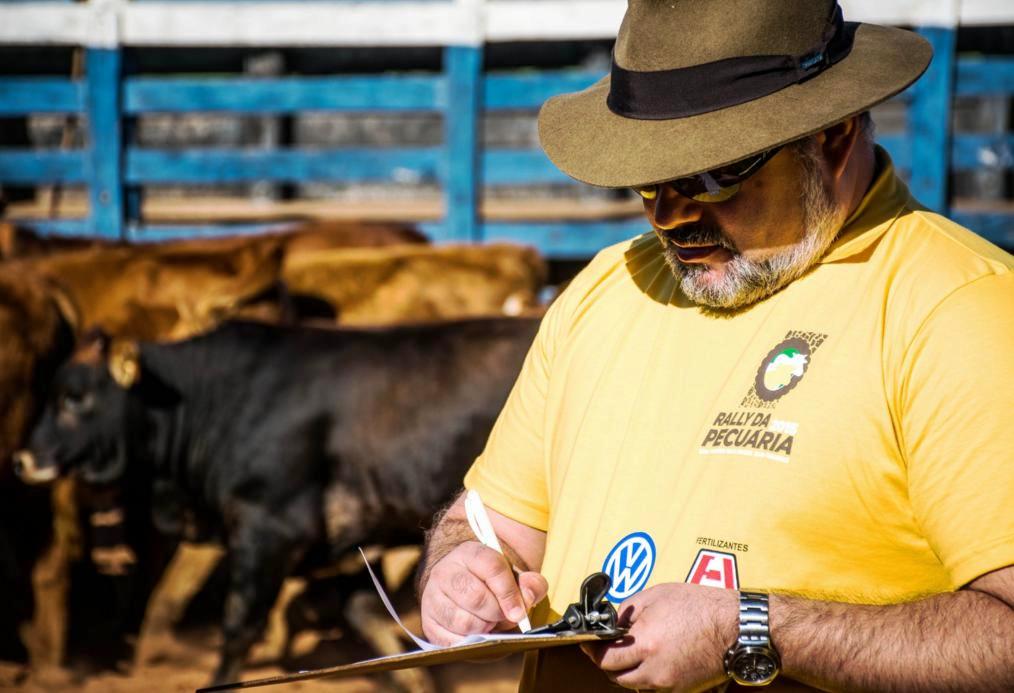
[14, 317, 539, 685]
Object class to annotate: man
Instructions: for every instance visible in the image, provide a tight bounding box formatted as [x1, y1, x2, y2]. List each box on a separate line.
[419, 1, 1014, 690]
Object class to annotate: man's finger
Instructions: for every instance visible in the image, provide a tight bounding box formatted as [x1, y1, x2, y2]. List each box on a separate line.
[610, 665, 649, 690]
[581, 635, 641, 672]
[615, 602, 639, 628]
[434, 583, 499, 635]
[447, 565, 503, 619]
[465, 545, 527, 623]
[518, 571, 549, 608]
[424, 618, 467, 647]
[579, 641, 606, 662]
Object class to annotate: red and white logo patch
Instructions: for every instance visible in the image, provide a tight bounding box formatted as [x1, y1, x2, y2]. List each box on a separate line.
[685, 549, 739, 590]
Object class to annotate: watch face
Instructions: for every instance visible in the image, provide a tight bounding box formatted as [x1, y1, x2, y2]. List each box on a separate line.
[734, 651, 778, 684]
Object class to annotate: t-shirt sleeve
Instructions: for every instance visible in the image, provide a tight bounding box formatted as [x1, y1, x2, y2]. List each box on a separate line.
[897, 272, 1014, 587]
[463, 280, 572, 532]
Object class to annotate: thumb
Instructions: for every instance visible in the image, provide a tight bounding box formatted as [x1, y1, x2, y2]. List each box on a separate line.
[518, 571, 549, 609]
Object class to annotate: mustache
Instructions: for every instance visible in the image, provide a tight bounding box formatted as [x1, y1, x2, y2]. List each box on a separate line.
[656, 223, 738, 252]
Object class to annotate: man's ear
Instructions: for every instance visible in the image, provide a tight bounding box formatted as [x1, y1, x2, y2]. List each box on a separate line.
[107, 339, 141, 389]
[820, 115, 863, 181]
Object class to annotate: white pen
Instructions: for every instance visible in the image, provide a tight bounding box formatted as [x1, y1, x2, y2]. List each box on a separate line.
[464, 489, 532, 633]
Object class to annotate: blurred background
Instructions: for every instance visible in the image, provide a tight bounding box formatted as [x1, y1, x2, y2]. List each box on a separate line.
[1, 0, 1010, 256]
[0, 1, 1011, 692]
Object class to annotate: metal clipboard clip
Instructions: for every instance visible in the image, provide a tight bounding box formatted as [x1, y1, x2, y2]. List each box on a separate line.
[526, 572, 627, 638]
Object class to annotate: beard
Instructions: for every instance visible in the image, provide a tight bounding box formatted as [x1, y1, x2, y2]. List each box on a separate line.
[659, 139, 846, 311]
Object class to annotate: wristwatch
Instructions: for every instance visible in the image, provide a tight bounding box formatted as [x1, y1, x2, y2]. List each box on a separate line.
[723, 591, 781, 686]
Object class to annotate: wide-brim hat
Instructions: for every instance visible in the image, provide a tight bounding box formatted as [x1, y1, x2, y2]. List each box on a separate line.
[538, 0, 932, 188]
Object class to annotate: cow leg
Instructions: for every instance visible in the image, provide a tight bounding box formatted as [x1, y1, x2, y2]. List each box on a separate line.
[212, 512, 310, 686]
[248, 576, 307, 665]
[344, 590, 435, 693]
[134, 542, 224, 668]
[21, 542, 68, 683]
[23, 478, 79, 682]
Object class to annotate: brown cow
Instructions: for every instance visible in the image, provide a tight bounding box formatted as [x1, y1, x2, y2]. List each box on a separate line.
[0, 268, 76, 679]
[12, 236, 285, 341]
[274, 219, 427, 259]
[282, 242, 547, 325]
[0, 221, 115, 259]
[0, 219, 426, 262]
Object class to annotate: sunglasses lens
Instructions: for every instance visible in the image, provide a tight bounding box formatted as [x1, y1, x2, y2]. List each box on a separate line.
[690, 182, 741, 203]
[631, 145, 780, 204]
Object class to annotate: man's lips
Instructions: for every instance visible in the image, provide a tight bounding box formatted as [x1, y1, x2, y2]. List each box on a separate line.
[673, 244, 724, 262]
[656, 228, 733, 263]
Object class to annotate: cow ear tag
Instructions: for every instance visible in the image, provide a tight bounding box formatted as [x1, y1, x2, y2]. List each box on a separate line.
[108, 340, 140, 388]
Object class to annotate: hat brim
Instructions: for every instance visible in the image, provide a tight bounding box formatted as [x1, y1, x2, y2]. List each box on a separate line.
[538, 23, 932, 188]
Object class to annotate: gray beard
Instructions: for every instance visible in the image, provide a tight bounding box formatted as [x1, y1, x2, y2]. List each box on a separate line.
[661, 141, 847, 311]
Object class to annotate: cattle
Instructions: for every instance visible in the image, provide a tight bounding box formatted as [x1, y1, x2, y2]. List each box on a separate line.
[11, 235, 286, 341]
[118, 241, 548, 672]
[0, 221, 427, 679]
[0, 219, 426, 261]
[15, 316, 539, 686]
[273, 219, 427, 258]
[282, 242, 547, 324]
[0, 228, 545, 684]
[0, 221, 114, 259]
[0, 246, 290, 682]
[0, 268, 76, 677]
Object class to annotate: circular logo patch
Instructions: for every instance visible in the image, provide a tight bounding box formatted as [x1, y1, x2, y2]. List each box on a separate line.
[601, 531, 656, 603]
[754, 338, 811, 402]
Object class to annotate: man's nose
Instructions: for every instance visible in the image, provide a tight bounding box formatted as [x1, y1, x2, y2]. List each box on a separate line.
[645, 185, 704, 230]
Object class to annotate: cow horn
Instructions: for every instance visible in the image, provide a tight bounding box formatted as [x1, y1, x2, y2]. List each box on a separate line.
[108, 340, 140, 388]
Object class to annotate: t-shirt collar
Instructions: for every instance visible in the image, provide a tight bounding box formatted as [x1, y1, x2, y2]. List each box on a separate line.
[819, 146, 911, 264]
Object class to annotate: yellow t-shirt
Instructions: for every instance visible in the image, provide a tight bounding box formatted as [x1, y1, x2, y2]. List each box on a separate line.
[463, 151, 1014, 691]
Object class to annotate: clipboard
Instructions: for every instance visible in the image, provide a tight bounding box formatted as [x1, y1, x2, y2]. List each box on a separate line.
[197, 572, 626, 692]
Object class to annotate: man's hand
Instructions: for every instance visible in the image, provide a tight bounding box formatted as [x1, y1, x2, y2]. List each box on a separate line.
[582, 566, 1014, 692]
[420, 540, 548, 646]
[581, 582, 737, 692]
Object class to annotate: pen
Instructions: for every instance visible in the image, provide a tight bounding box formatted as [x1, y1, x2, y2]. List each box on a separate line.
[464, 489, 532, 633]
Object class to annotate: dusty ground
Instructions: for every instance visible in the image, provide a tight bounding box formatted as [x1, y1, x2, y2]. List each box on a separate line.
[1, 611, 523, 693]
[1, 549, 522, 693]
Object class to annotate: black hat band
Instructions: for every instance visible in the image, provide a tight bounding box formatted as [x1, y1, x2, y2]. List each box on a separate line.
[607, 4, 856, 120]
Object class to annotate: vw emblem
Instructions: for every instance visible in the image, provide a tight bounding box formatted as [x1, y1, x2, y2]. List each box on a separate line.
[601, 531, 656, 603]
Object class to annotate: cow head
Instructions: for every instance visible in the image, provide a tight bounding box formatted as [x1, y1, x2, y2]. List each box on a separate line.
[13, 332, 155, 487]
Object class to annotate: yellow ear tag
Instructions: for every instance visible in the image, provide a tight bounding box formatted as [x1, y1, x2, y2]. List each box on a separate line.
[108, 341, 141, 389]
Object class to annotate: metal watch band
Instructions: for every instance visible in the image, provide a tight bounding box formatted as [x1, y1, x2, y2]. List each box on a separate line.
[736, 591, 772, 648]
[725, 591, 780, 686]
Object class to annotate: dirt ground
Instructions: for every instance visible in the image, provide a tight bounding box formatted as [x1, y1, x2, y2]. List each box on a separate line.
[0, 548, 523, 693]
[1, 610, 523, 693]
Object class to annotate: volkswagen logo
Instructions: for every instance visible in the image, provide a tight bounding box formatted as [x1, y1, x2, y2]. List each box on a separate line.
[601, 531, 656, 603]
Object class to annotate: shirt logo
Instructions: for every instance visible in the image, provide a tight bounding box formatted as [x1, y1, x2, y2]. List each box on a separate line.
[754, 338, 812, 402]
[602, 531, 656, 603]
[742, 331, 828, 409]
[686, 549, 739, 590]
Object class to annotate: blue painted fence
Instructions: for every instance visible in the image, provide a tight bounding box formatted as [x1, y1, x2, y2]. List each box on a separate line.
[0, 31, 1011, 256]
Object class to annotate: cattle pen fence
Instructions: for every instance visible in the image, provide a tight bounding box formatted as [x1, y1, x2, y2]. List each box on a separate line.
[0, 0, 1012, 259]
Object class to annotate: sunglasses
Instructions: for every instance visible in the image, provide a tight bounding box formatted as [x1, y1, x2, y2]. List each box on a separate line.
[632, 145, 784, 204]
